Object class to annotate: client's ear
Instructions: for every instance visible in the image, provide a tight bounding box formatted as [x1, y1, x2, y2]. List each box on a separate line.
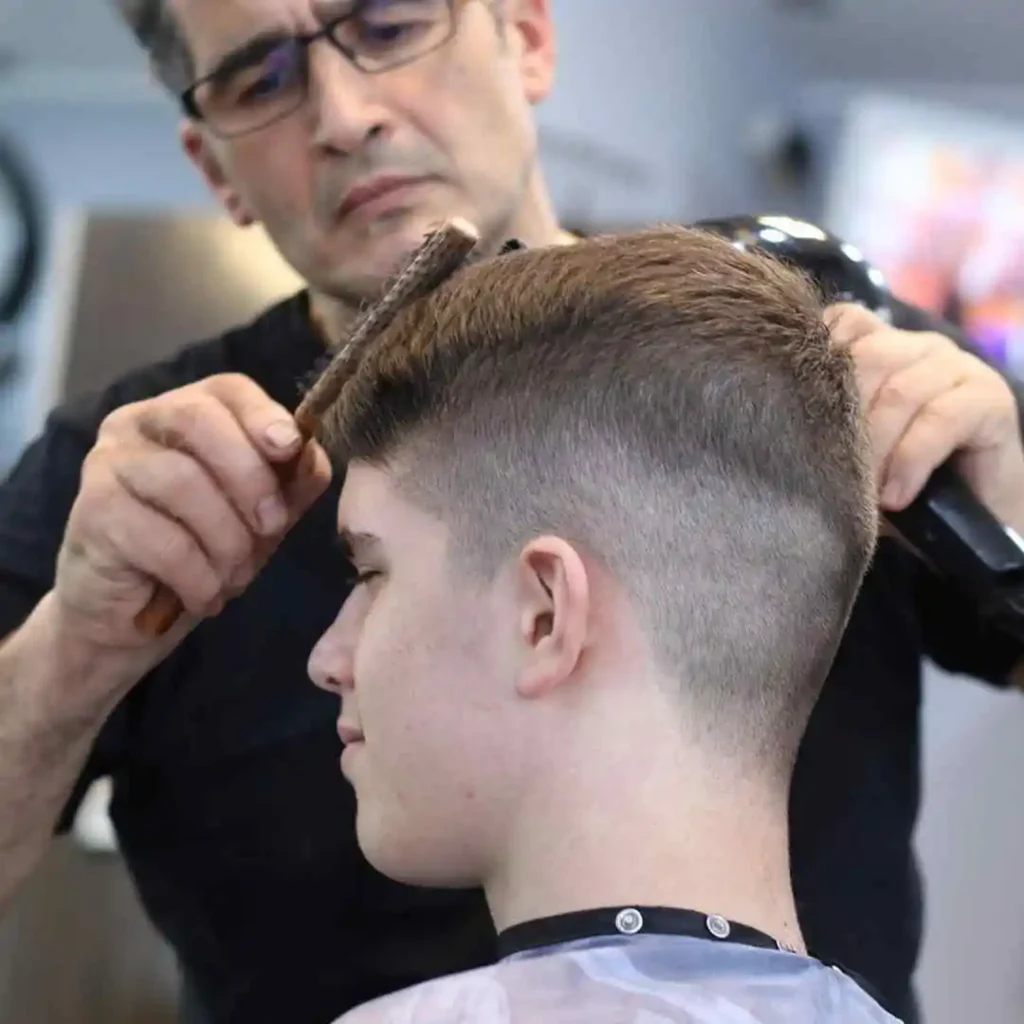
[514, 536, 589, 698]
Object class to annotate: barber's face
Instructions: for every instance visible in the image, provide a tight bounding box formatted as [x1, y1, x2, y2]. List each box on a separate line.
[174, 0, 555, 303]
[307, 462, 527, 887]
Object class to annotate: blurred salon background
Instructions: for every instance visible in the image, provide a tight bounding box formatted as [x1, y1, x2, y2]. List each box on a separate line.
[1, 1, 1023, 1021]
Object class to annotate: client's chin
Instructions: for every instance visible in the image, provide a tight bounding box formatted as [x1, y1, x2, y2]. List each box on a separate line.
[354, 813, 484, 891]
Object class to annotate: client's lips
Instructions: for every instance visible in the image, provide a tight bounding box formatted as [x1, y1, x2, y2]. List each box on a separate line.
[337, 175, 430, 220]
[337, 722, 365, 745]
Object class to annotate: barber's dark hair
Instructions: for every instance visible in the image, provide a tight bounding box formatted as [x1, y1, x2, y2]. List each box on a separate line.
[113, 0, 195, 93]
[324, 226, 878, 778]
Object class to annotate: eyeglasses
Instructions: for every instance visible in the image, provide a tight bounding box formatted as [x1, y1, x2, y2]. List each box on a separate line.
[180, 0, 459, 139]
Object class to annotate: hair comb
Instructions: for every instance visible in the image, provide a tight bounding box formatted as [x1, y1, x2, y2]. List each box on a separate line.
[134, 217, 482, 637]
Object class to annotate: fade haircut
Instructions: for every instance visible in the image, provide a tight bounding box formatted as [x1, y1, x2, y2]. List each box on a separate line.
[323, 226, 878, 777]
[114, 0, 195, 94]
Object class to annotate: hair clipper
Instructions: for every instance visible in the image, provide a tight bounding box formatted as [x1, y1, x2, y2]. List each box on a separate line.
[692, 214, 1024, 643]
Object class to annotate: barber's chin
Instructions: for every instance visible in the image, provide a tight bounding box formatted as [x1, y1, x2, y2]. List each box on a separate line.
[327, 226, 419, 285]
[360, 203, 473, 260]
[318, 208, 471, 298]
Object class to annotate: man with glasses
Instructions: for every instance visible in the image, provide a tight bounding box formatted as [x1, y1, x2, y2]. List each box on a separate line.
[0, 2, 1022, 1023]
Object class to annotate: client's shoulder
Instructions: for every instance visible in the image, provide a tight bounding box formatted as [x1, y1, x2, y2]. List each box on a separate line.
[330, 963, 513, 1024]
[330, 939, 904, 1024]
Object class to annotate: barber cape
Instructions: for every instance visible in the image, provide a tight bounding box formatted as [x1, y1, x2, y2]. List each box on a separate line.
[333, 906, 901, 1024]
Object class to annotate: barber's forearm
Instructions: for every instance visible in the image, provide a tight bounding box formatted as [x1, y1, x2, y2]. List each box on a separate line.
[0, 593, 148, 910]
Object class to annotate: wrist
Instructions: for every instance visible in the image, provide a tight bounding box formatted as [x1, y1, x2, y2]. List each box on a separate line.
[12, 592, 155, 722]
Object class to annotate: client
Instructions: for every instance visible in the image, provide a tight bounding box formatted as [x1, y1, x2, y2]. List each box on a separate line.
[307, 226, 896, 1023]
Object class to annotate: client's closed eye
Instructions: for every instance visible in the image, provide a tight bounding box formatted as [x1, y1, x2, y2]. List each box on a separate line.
[353, 569, 381, 586]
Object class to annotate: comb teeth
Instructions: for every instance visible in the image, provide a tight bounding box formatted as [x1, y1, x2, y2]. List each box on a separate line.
[295, 217, 481, 433]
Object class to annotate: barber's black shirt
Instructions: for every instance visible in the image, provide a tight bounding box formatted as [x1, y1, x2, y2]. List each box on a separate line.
[0, 292, 1020, 1024]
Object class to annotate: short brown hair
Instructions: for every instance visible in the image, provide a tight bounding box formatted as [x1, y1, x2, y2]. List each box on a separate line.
[324, 226, 877, 777]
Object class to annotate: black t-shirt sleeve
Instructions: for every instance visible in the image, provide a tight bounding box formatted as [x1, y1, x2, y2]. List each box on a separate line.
[0, 297, 312, 835]
[888, 296, 1024, 686]
[0, 401, 129, 833]
[0, 413, 89, 631]
[0, 329, 247, 640]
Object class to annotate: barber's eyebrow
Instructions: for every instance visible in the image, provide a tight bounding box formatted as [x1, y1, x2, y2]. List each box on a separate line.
[203, 31, 294, 79]
[204, 0, 360, 79]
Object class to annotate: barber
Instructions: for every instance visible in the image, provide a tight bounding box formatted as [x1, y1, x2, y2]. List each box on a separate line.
[0, 3, 1022, 1023]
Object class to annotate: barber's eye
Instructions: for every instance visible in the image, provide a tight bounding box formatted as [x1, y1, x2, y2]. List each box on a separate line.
[359, 22, 418, 50]
[230, 45, 302, 104]
[239, 73, 285, 102]
[354, 3, 432, 50]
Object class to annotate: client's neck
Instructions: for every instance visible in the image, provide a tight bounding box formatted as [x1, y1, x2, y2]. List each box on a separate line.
[484, 713, 805, 954]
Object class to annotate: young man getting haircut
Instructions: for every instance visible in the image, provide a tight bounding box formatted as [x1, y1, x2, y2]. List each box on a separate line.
[307, 227, 896, 1023]
[2, 3, 1022, 1019]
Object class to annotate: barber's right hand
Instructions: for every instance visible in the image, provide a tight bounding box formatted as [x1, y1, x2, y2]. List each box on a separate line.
[53, 373, 332, 652]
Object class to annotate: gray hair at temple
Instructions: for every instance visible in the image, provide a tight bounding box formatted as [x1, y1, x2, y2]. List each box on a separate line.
[113, 0, 196, 94]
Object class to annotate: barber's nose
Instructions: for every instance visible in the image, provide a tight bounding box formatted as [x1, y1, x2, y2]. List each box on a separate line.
[308, 46, 391, 153]
[308, 605, 357, 695]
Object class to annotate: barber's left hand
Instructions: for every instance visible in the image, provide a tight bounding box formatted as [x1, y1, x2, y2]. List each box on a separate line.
[827, 302, 1024, 531]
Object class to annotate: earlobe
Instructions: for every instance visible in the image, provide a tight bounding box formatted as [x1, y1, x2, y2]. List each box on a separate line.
[516, 537, 589, 699]
[179, 120, 256, 227]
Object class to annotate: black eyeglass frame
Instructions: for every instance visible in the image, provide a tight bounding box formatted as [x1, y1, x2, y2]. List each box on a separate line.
[179, 0, 461, 139]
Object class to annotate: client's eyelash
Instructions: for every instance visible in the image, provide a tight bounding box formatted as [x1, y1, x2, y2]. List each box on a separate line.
[353, 570, 380, 587]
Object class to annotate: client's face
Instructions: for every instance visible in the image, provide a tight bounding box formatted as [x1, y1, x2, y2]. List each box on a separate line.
[307, 462, 526, 887]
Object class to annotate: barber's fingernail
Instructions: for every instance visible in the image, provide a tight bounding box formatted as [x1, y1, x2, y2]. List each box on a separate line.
[265, 421, 300, 449]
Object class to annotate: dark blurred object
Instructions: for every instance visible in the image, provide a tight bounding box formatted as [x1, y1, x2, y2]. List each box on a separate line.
[693, 213, 1024, 643]
[746, 113, 817, 195]
[0, 347, 15, 387]
[0, 136, 43, 323]
[772, 127, 814, 192]
[694, 214, 889, 313]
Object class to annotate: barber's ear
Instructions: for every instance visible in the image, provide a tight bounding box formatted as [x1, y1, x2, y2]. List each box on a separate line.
[506, 0, 556, 105]
[515, 536, 589, 698]
[179, 120, 257, 227]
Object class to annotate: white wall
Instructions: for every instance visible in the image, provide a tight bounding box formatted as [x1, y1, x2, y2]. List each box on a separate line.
[916, 666, 1024, 1024]
[778, 0, 1024, 84]
[539, 4, 804, 222]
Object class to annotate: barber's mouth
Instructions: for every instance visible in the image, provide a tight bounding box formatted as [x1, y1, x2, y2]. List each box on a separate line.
[337, 175, 433, 222]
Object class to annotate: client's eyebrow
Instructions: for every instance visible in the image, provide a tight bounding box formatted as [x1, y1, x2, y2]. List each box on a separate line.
[336, 528, 383, 562]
